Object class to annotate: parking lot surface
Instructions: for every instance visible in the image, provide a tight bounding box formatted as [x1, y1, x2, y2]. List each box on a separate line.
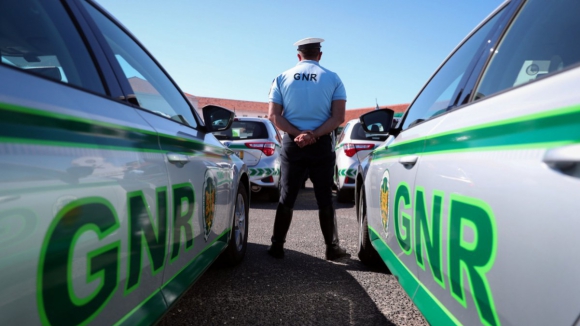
[159, 181, 427, 326]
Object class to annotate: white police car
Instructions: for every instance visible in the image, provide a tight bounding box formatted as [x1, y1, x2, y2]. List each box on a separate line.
[0, 1, 250, 325]
[355, 0, 580, 325]
[334, 118, 388, 203]
[214, 117, 282, 201]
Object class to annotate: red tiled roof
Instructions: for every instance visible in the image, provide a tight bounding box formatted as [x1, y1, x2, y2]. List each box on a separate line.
[131, 77, 408, 125]
[129, 77, 159, 94]
[188, 97, 409, 125]
[192, 96, 268, 113]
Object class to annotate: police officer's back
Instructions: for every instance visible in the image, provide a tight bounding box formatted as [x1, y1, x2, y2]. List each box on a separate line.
[267, 37, 349, 261]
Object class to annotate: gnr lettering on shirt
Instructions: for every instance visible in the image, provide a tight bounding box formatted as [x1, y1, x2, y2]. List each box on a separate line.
[294, 73, 317, 81]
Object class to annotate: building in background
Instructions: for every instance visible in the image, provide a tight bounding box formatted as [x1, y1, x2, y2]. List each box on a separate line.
[343, 103, 409, 123]
[129, 76, 408, 126]
[190, 95, 409, 127]
[187, 95, 269, 118]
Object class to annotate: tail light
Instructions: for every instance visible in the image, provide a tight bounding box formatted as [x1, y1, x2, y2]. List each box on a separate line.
[245, 142, 276, 156]
[343, 143, 375, 157]
[261, 176, 274, 183]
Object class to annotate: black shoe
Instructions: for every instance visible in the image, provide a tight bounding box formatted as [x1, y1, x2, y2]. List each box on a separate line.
[319, 206, 350, 261]
[325, 244, 350, 261]
[267, 243, 285, 259]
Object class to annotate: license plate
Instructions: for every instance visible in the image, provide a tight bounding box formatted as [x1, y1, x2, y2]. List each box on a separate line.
[235, 150, 244, 159]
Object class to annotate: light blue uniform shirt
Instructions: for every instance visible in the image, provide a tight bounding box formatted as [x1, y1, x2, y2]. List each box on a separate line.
[269, 60, 347, 131]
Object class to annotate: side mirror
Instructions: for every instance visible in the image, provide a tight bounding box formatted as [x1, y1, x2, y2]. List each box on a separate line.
[202, 105, 235, 132]
[359, 109, 394, 134]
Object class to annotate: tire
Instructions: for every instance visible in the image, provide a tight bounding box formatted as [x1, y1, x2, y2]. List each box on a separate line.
[357, 187, 382, 266]
[220, 184, 249, 266]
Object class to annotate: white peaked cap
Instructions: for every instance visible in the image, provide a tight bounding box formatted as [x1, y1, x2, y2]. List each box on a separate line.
[293, 37, 325, 47]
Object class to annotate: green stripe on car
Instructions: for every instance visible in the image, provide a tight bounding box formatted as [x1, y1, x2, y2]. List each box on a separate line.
[369, 227, 462, 326]
[115, 230, 230, 326]
[0, 102, 229, 156]
[338, 168, 356, 177]
[249, 168, 280, 177]
[374, 104, 580, 160]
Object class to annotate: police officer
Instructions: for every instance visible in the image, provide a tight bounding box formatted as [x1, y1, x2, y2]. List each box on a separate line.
[267, 37, 349, 261]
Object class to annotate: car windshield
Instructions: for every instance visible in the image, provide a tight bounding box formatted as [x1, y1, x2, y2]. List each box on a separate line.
[214, 121, 268, 141]
[0, 0, 105, 94]
[350, 123, 388, 142]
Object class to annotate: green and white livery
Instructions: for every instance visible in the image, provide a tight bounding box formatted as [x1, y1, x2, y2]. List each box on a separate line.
[334, 119, 388, 203]
[0, 1, 250, 325]
[249, 167, 280, 178]
[214, 117, 283, 202]
[355, 0, 580, 325]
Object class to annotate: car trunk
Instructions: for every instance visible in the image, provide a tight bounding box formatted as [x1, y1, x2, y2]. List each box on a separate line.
[355, 148, 374, 162]
[219, 140, 266, 167]
[350, 140, 384, 162]
[234, 147, 262, 167]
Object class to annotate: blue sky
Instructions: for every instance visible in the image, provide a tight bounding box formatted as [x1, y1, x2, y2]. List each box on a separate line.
[95, 0, 504, 110]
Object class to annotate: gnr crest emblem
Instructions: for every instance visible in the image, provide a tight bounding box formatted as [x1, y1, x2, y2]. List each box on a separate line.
[203, 172, 216, 241]
[379, 170, 390, 235]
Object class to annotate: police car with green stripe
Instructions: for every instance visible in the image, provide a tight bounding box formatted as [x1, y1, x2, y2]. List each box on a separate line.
[354, 0, 580, 325]
[0, 0, 250, 325]
[213, 117, 283, 202]
[334, 118, 388, 203]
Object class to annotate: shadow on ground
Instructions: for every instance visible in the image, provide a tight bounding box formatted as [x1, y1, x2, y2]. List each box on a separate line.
[159, 243, 393, 326]
[250, 185, 355, 211]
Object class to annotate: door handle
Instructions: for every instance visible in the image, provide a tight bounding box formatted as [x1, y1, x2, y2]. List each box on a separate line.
[543, 144, 580, 170]
[399, 155, 419, 167]
[167, 153, 189, 166]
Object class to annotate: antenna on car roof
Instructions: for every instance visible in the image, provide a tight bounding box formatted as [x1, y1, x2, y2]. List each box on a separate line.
[375, 98, 379, 110]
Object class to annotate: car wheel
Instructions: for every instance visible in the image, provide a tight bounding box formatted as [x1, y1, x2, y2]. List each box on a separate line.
[357, 187, 382, 266]
[220, 184, 249, 266]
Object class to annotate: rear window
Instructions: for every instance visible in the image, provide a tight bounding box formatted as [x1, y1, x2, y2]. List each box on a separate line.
[214, 121, 269, 141]
[350, 123, 388, 142]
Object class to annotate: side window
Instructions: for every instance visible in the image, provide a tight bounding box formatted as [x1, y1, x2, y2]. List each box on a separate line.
[81, 1, 197, 128]
[475, 0, 580, 99]
[0, 0, 104, 94]
[351, 123, 389, 142]
[401, 11, 503, 130]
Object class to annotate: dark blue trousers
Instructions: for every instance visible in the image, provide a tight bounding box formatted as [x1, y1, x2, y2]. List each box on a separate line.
[279, 133, 335, 209]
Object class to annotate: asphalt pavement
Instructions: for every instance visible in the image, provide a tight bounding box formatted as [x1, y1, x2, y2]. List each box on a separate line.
[159, 181, 427, 326]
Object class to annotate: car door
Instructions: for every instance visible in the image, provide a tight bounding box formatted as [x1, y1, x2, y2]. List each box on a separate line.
[78, 2, 237, 321]
[414, 0, 580, 325]
[365, 4, 514, 325]
[0, 0, 170, 325]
